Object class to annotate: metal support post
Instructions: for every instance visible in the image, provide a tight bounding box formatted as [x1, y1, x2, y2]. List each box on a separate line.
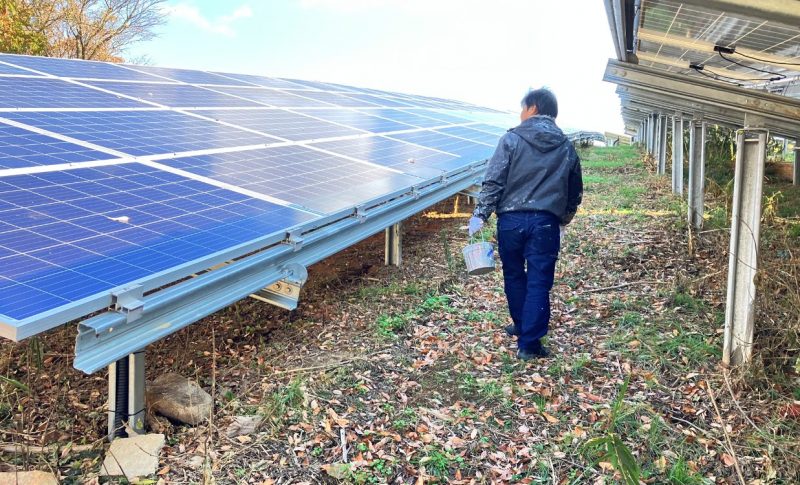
[648, 115, 655, 155]
[385, 222, 402, 266]
[794, 141, 799, 186]
[672, 114, 684, 195]
[107, 351, 146, 441]
[687, 117, 706, 229]
[723, 126, 767, 367]
[658, 115, 668, 175]
[652, 116, 659, 162]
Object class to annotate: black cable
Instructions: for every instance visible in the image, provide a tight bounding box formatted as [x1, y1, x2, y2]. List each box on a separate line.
[689, 64, 773, 85]
[690, 65, 744, 86]
[717, 51, 786, 80]
[735, 50, 800, 66]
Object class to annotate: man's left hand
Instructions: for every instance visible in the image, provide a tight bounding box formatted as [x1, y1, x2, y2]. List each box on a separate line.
[468, 216, 484, 237]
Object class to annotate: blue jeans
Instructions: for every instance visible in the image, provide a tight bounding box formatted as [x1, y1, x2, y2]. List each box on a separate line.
[496, 211, 560, 352]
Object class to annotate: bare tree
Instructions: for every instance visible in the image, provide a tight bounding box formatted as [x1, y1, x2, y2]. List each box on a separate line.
[3, 0, 165, 61]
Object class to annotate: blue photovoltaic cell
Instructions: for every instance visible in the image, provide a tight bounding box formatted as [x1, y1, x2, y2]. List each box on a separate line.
[0, 123, 117, 169]
[160, 145, 421, 213]
[386, 131, 495, 166]
[0, 163, 315, 320]
[282, 90, 379, 108]
[435, 126, 500, 146]
[84, 81, 263, 108]
[281, 79, 348, 91]
[123, 65, 254, 86]
[0, 63, 38, 75]
[311, 136, 459, 178]
[0, 54, 161, 81]
[413, 109, 473, 125]
[1, 110, 279, 157]
[211, 73, 305, 89]
[210, 87, 328, 107]
[356, 109, 449, 128]
[388, 94, 446, 108]
[295, 109, 413, 133]
[346, 93, 414, 108]
[195, 109, 365, 141]
[0, 77, 147, 109]
[470, 123, 510, 135]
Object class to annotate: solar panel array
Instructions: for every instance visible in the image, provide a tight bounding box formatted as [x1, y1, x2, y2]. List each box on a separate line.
[0, 53, 512, 338]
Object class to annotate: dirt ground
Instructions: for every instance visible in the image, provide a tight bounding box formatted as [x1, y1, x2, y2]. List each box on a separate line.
[1, 146, 799, 484]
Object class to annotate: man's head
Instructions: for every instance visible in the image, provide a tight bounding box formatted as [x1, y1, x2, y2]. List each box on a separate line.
[520, 88, 558, 122]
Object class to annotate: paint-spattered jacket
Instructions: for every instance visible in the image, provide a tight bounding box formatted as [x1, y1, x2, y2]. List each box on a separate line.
[474, 115, 583, 225]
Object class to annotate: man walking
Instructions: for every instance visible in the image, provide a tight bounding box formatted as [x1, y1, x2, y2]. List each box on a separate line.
[469, 88, 583, 360]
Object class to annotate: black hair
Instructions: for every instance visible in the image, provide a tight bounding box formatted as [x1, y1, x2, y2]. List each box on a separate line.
[521, 88, 558, 118]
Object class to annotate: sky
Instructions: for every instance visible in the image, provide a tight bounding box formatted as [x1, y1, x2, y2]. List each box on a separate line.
[128, 0, 624, 133]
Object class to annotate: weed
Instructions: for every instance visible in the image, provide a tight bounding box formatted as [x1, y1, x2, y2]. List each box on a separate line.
[375, 314, 407, 338]
[262, 378, 304, 427]
[582, 377, 641, 485]
[420, 294, 452, 314]
[420, 446, 463, 477]
[668, 458, 706, 484]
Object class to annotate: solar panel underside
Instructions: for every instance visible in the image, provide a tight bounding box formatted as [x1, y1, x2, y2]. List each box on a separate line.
[0, 53, 507, 335]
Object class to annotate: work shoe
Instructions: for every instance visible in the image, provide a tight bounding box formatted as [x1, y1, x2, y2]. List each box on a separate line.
[517, 345, 550, 361]
[504, 325, 520, 337]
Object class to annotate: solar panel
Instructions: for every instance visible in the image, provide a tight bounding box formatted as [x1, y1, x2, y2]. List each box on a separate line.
[348, 94, 416, 108]
[0, 54, 159, 81]
[122, 65, 255, 86]
[295, 108, 414, 133]
[159, 145, 421, 213]
[0, 163, 314, 320]
[435, 126, 501, 146]
[83, 81, 264, 108]
[1, 110, 280, 156]
[0, 77, 148, 109]
[386, 130, 496, 166]
[194, 108, 365, 141]
[209, 87, 332, 107]
[283, 90, 379, 108]
[310, 136, 460, 177]
[357, 109, 452, 128]
[0, 54, 503, 340]
[0, 123, 118, 169]
[210, 72, 306, 90]
[0, 62, 38, 75]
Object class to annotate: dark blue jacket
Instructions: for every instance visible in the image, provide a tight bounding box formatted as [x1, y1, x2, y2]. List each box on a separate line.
[474, 115, 583, 224]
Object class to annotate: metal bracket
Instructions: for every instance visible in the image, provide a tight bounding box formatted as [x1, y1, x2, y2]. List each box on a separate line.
[355, 205, 368, 222]
[286, 231, 305, 251]
[112, 286, 144, 323]
[250, 263, 308, 311]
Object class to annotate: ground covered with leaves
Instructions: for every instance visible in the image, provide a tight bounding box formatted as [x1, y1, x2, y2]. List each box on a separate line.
[1, 145, 799, 483]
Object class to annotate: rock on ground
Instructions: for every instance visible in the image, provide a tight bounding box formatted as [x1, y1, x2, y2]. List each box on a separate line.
[146, 373, 212, 425]
[100, 433, 165, 479]
[225, 415, 264, 437]
[0, 471, 58, 485]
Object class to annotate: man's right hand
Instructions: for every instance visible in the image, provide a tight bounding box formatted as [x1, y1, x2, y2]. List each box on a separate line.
[468, 216, 484, 237]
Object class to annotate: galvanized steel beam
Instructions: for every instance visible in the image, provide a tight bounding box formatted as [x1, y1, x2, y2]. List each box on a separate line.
[385, 222, 402, 266]
[604, 60, 800, 137]
[658, 114, 668, 175]
[107, 351, 145, 441]
[794, 144, 800, 186]
[723, 125, 767, 366]
[672, 115, 685, 195]
[74, 167, 482, 374]
[688, 118, 707, 229]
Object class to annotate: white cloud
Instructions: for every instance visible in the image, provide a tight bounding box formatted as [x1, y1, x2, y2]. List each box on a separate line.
[162, 3, 253, 37]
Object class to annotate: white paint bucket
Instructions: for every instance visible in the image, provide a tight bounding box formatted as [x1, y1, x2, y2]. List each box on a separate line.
[462, 242, 495, 275]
